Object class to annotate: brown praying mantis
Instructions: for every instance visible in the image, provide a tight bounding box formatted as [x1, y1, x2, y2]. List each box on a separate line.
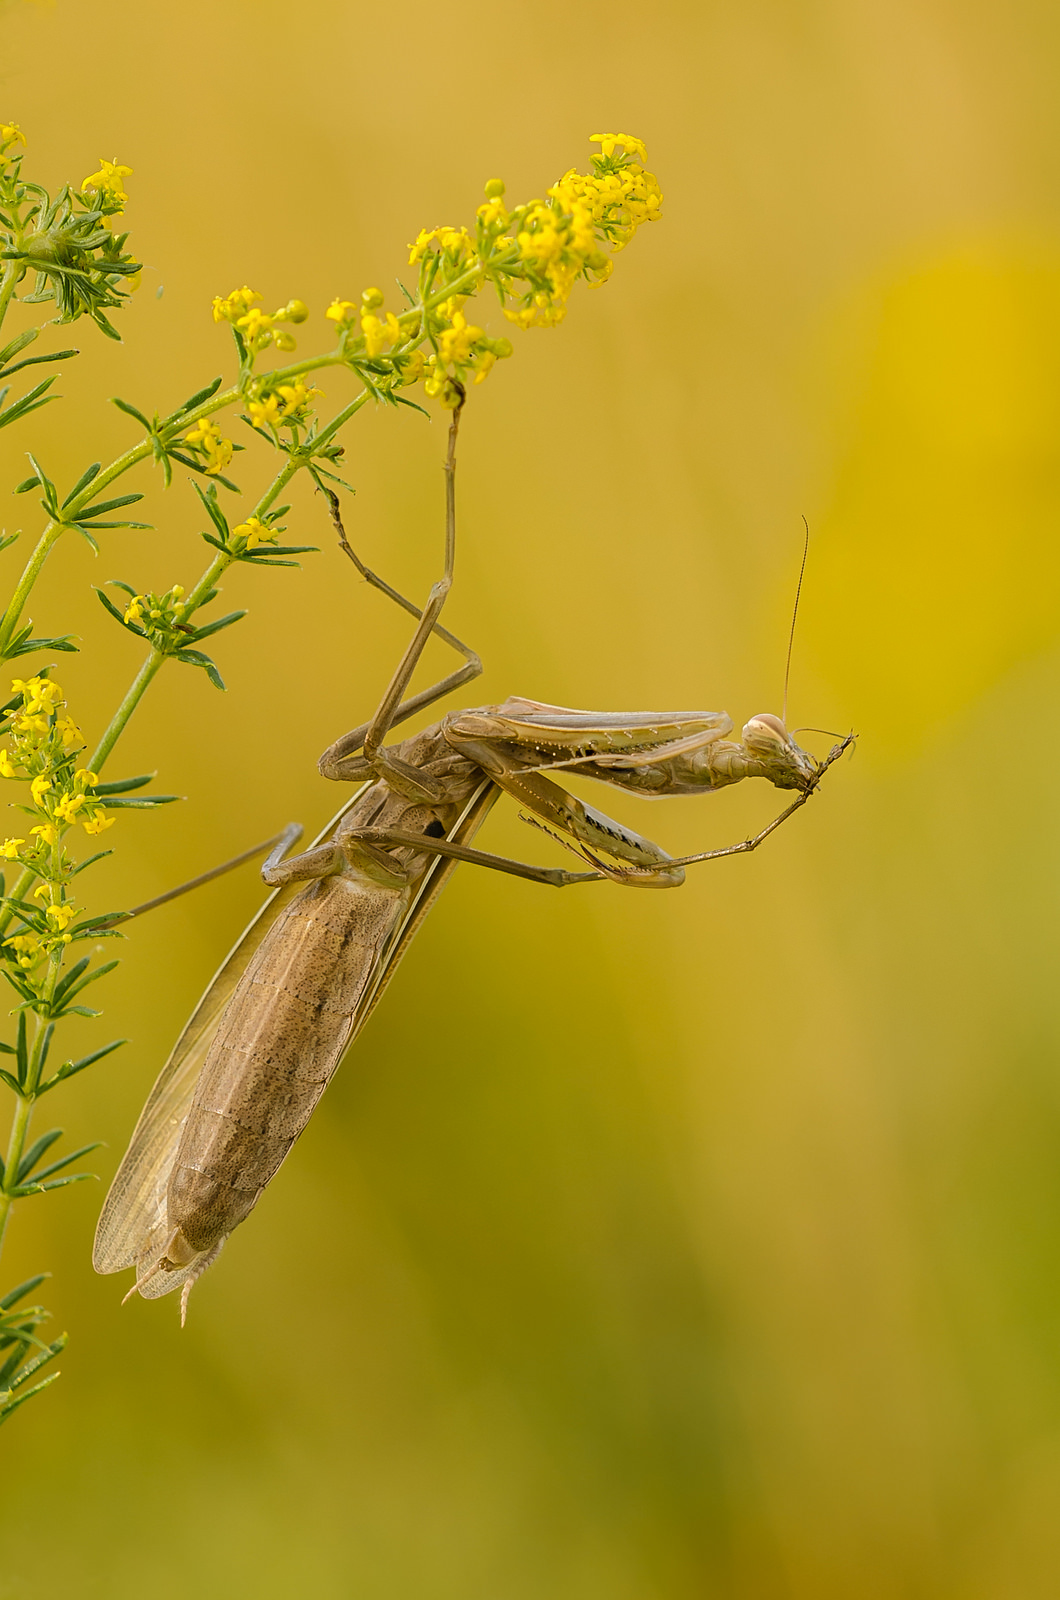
[93, 397, 853, 1321]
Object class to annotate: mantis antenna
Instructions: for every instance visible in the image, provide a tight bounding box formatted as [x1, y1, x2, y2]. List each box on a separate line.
[782, 515, 811, 729]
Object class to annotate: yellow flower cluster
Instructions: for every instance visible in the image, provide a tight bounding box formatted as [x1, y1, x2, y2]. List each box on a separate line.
[0, 677, 111, 922]
[122, 584, 188, 648]
[183, 416, 234, 477]
[246, 375, 321, 432]
[408, 227, 478, 270]
[212, 287, 309, 354]
[80, 157, 133, 217]
[503, 133, 662, 328]
[208, 136, 659, 413]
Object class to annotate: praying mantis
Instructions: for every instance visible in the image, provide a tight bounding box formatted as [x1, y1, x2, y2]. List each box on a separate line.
[93, 398, 852, 1321]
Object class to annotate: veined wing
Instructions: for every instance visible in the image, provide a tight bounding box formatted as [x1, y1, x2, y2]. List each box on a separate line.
[92, 779, 499, 1276]
[93, 787, 370, 1274]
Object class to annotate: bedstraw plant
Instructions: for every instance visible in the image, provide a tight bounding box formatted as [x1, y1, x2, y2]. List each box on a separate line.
[0, 119, 662, 1422]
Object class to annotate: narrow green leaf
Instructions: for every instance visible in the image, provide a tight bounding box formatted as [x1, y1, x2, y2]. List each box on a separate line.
[0, 348, 77, 380]
[38, 1038, 125, 1095]
[172, 649, 225, 690]
[191, 481, 230, 539]
[0, 1275, 48, 1313]
[78, 519, 152, 531]
[99, 794, 178, 809]
[92, 772, 154, 795]
[27, 1140, 102, 1184]
[0, 1371, 62, 1424]
[0, 330, 38, 367]
[15, 1128, 62, 1184]
[27, 1172, 97, 1193]
[171, 376, 222, 416]
[69, 849, 115, 876]
[78, 493, 143, 517]
[4, 635, 79, 659]
[50, 956, 89, 1005]
[94, 587, 142, 634]
[110, 396, 151, 428]
[188, 609, 246, 642]
[53, 959, 118, 1006]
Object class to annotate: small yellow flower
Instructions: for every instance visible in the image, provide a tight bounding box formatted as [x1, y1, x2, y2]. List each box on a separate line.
[360, 310, 401, 358]
[57, 714, 83, 748]
[237, 306, 274, 344]
[30, 822, 57, 847]
[0, 750, 17, 779]
[204, 437, 233, 475]
[55, 792, 86, 823]
[590, 132, 648, 163]
[75, 769, 99, 791]
[247, 392, 283, 431]
[184, 419, 233, 475]
[5, 932, 41, 968]
[12, 676, 61, 713]
[124, 595, 145, 624]
[30, 774, 52, 804]
[80, 157, 133, 214]
[0, 838, 24, 859]
[326, 298, 358, 326]
[184, 418, 220, 447]
[212, 286, 261, 324]
[83, 812, 115, 837]
[274, 378, 320, 419]
[233, 516, 273, 551]
[44, 903, 76, 932]
[0, 122, 26, 152]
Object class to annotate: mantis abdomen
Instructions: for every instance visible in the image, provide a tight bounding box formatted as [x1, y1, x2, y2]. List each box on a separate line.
[168, 871, 411, 1258]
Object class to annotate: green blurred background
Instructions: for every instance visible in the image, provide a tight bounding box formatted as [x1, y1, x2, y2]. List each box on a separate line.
[1, 1, 1059, 1595]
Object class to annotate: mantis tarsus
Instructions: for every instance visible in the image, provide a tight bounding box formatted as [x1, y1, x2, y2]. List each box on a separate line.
[93, 399, 853, 1321]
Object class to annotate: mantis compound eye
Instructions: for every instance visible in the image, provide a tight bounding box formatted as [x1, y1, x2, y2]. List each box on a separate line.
[743, 712, 788, 742]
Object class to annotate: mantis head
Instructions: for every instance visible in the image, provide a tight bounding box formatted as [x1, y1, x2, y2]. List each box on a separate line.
[740, 713, 819, 791]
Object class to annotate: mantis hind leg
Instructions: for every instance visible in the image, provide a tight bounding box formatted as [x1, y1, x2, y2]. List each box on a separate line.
[316, 395, 484, 792]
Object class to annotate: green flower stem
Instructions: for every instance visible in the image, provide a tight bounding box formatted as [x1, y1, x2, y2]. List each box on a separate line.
[0, 260, 20, 333]
[0, 1011, 50, 1254]
[0, 521, 63, 656]
[86, 646, 165, 777]
[306, 388, 369, 452]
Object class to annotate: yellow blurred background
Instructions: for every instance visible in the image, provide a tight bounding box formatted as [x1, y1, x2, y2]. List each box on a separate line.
[1, 1, 1059, 1595]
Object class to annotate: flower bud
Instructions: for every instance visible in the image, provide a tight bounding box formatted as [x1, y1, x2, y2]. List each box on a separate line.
[282, 299, 309, 323]
[484, 178, 505, 199]
[361, 286, 384, 310]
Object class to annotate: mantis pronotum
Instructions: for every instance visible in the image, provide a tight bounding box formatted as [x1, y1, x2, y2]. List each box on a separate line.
[93, 400, 852, 1320]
